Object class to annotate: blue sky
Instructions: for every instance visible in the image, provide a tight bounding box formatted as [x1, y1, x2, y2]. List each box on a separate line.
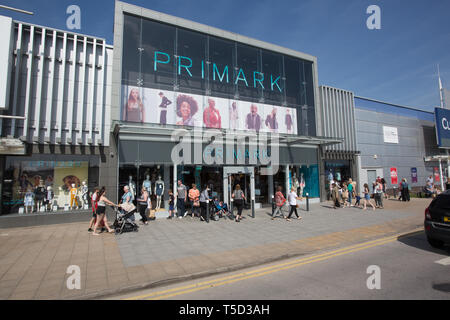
[2, 0, 450, 112]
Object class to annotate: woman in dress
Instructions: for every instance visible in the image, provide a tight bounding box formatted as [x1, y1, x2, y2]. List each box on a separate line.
[176, 95, 199, 126]
[123, 88, 144, 123]
[363, 183, 376, 211]
[286, 109, 293, 134]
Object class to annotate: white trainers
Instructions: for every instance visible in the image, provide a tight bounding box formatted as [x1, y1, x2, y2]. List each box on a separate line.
[179, 216, 183, 219]
[183, 211, 188, 217]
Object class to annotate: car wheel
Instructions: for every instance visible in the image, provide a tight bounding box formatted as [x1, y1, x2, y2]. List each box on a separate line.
[427, 236, 445, 249]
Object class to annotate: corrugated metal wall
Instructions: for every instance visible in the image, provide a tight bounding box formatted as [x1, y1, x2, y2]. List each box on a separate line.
[1, 20, 112, 146]
[319, 86, 357, 154]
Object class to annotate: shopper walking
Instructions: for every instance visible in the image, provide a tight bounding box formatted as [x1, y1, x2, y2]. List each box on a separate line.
[331, 183, 341, 209]
[199, 185, 211, 222]
[92, 188, 116, 235]
[363, 183, 376, 211]
[401, 178, 410, 202]
[347, 179, 354, 207]
[341, 183, 349, 207]
[136, 188, 149, 225]
[177, 180, 187, 218]
[167, 189, 175, 219]
[287, 187, 302, 221]
[88, 187, 100, 232]
[189, 184, 200, 218]
[272, 186, 287, 219]
[376, 180, 384, 208]
[232, 184, 246, 222]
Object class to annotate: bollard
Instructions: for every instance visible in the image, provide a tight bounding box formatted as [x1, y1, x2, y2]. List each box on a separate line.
[230, 198, 234, 218]
[306, 193, 309, 212]
[206, 200, 210, 223]
[271, 195, 275, 216]
[251, 198, 255, 218]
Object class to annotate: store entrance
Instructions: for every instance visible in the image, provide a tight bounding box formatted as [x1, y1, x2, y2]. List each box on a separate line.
[223, 167, 255, 214]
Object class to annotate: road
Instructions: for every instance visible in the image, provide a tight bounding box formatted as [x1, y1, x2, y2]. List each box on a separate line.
[112, 231, 450, 300]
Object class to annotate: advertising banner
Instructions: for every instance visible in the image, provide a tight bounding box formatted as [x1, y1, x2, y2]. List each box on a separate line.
[434, 107, 450, 148]
[434, 167, 440, 182]
[390, 167, 398, 185]
[411, 167, 418, 183]
[121, 85, 298, 135]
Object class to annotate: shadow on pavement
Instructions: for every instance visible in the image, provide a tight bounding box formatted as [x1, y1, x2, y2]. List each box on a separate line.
[397, 231, 450, 255]
[432, 283, 450, 293]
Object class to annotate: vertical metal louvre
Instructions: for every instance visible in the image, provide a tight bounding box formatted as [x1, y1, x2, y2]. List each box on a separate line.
[4, 21, 112, 147]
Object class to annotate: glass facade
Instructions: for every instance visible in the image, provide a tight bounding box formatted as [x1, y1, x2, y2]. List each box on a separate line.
[121, 13, 317, 137]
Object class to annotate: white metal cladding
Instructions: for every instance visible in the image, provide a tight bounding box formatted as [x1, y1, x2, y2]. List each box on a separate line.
[2, 20, 113, 146]
[319, 86, 357, 153]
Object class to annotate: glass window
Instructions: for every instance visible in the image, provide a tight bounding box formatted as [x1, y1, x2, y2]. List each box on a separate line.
[262, 50, 284, 104]
[236, 43, 260, 101]
[122, 14, 141, 86]
[177, 28, 207, 95]
[141, 18, 176, 89]
[284, 56, 301, 106]
[209, 36, 235, 98]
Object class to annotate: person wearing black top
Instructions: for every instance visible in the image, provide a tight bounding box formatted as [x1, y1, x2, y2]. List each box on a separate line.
[159, 92, 172, 125]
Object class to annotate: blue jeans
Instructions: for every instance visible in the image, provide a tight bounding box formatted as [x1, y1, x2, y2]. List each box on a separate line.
[177, 198, 185, 217]
[348, 193, 352, 204]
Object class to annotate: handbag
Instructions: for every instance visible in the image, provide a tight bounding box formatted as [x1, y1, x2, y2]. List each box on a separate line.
[193, 200, 200, 207]
[121, 202, 136, 212]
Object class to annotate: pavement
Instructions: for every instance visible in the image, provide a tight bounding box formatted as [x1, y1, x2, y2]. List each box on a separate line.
[0, 198, 431, 300]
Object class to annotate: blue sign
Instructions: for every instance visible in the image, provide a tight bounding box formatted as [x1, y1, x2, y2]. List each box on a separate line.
[435, 108, 450, 148]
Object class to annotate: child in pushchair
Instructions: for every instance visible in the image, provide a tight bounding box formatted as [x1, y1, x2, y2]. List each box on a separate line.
[113, 203, 139, 234]
[213, 198, 233, 220]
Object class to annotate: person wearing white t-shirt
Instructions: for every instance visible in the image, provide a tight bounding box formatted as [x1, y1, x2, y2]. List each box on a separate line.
[287, 188, 302, 222]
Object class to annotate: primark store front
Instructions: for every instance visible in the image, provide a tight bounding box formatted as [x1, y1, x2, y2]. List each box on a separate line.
[110, 1, 341, 209]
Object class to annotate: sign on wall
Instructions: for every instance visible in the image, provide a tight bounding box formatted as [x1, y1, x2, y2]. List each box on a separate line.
[411, 167, 418, 183]
[390, 167, 398, 185]
[434, 107, 450, 148]
[383, 126, 399, 144]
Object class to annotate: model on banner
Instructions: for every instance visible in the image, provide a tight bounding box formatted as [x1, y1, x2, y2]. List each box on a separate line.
[286, 109, 293, 134]
[203, 98, 222, 129]
[123, 88, 144, 123]
[246, 104, 262, 133]
[176, 94, 199, 127]
[265, 107, 279, 133]
[229, 102, 239, 130]
[158, 92, 172, 125]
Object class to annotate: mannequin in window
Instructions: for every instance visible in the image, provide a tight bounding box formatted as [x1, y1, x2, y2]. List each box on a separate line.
[155, 175, 165, 210]
[80, 181, 89, 209]
[24, 188, 35, 214]
[293, 174, 300, 196]
[128, 176, 136, 201]
[142, 175, 152, 194]
[299, 173, 306, 199]
[34, 180, 46, 212]
[70, 183, 79, 210]
[45, 186, 54, 211]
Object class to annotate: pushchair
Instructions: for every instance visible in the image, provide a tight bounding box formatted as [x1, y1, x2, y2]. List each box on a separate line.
[112, 205, 139, 234]
[213, 200, 234, 221]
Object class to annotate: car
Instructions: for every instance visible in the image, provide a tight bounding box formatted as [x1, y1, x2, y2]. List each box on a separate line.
[424, 190, 450, 249]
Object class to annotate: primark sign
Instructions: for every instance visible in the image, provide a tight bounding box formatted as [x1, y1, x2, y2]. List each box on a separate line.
[434, 107, 450, 148]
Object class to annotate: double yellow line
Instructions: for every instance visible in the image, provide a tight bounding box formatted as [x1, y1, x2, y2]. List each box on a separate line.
[124, 232, 412, 300]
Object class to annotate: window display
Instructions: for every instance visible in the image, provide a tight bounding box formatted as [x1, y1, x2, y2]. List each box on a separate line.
[2, 157, 99, 215]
